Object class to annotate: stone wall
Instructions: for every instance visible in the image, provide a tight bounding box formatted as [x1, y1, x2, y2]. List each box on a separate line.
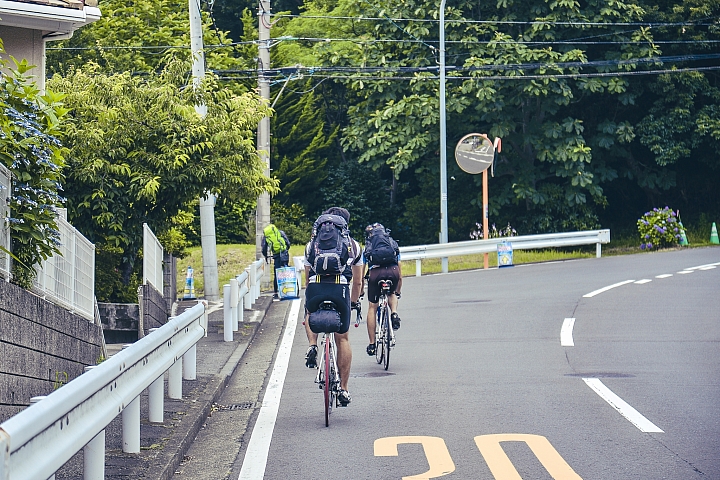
[139, 283, 168, 337]
[0, 280, 105, 423]
[98, 302, 139, 344]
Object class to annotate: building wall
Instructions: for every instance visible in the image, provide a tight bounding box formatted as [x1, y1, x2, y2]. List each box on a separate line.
[0, 280, 104, 423]
[0, 25, 46, 89]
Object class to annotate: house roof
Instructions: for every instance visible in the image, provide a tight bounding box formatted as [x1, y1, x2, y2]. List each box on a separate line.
[0, 0, 100, 34]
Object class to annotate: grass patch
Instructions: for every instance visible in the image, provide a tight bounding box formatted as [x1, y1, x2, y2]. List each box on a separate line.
[176, 244, 306, 298]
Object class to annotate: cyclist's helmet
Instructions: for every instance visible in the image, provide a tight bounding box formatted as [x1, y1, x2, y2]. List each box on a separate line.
[364, 222, 384, 239]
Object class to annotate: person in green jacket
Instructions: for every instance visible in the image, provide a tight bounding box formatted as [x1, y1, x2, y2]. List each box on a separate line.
[261, 224, 291, 299]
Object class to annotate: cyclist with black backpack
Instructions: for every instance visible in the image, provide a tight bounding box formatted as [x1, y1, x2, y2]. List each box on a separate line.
[302, 207, 364, 407]
[363, 223, 403, 357]
[261, 223, 291, 300]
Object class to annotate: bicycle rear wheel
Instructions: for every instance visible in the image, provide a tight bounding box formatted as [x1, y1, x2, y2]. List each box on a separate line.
[375, 306, 384, 364]
[383, 307, 391, 371]
[324, 338, 331, 427]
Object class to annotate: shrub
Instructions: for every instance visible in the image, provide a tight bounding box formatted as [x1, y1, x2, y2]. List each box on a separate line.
[637, 207, 684, 250]
[0, 56, 68, 288]
[470, 222, 517, 240]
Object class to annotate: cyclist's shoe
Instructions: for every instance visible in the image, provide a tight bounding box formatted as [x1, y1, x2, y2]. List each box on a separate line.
[366, 343, 376, 356]
[305, 345, 318, 368]
[337, 389, 351, 407]
[391, 312, 401, 330]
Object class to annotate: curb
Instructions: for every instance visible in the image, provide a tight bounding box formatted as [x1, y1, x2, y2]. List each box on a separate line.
[147, 296, 272, 480]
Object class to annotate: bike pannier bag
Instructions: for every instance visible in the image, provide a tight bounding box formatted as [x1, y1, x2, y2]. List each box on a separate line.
[308, 308, 343, 333]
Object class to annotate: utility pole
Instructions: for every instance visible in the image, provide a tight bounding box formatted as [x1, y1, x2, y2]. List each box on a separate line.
[255, 0, 271, 260]
[439, 0, 449, 274]
[189, 0, 220, 300]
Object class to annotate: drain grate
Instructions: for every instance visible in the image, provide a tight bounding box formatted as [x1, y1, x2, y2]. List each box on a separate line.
[215, 402, 258, 411]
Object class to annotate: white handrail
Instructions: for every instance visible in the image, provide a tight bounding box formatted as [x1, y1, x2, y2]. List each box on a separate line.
[222, 260, 266, 342]
[0, 302, 206, 480]
[399, 230, 610, 276]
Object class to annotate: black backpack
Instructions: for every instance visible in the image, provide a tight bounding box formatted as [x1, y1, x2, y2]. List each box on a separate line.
[364, 225, 398, 267]
[307, 214, 351, 276]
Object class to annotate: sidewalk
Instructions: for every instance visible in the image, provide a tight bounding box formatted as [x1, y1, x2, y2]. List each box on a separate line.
[55, 295, 274, 480]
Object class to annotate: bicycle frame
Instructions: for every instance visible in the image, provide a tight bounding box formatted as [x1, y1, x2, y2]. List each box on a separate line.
[315, 330, 340, 426]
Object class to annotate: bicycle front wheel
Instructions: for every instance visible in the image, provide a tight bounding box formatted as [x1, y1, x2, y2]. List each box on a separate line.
[324, 339, 331, 427]
[383, 307, 391, 370]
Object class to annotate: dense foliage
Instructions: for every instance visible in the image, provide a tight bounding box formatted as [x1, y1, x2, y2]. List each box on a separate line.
[0, 51, 68, 288]
[40, 0, 720, 251]
[47, 60, 276, 300]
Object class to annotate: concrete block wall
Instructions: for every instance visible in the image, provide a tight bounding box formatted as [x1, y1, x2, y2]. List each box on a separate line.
[139, 283, 168, 337]
[0, 280, 104, 423]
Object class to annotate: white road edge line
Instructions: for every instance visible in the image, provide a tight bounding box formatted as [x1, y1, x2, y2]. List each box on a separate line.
[238, 299, 301, 480]
[561, 318, 575, 347]
[634, 279, 652, 284]
[687, 261, 720, 270]
[583, 280, 635, 298]
[582, 378, 664, 433]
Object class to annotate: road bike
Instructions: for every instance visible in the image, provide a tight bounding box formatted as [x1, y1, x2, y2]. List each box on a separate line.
[313, 301, 362, 426]
[374, 279, 395, 371]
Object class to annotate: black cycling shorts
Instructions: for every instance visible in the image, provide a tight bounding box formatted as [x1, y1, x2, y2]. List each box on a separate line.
[367, 265, 400, 304]
[305, 282, 351, 334]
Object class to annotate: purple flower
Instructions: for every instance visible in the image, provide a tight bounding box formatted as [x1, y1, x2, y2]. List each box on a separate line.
[671, 211, 677, 216]
[647, 242, 653, 248]
[645, 234, 650, 239]
[640, 243, 646, 250]
[674, 228, 678, 232]
[642, 220, 649, 225]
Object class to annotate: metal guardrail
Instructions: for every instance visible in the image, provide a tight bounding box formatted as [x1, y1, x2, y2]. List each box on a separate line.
[0, 164, 10, 281]
[400, 229, 611, 276]
[143, 223, 164, 295]
[0, 302, 207, 480]
[222, 259, 266, 342]
[33, 215, 96, 321]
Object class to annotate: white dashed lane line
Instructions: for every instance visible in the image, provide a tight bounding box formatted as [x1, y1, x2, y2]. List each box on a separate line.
[560, 318, 576, 347]
[656, 274, 673, 278]
[634, 279, 652, 284]
[583, 378, 664, 433]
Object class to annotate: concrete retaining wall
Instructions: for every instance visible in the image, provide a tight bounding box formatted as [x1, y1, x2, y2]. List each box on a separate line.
[0, 280, 105, 423]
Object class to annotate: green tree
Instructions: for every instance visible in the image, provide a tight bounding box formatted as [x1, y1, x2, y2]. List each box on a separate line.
[48, 59, 277, 300]
[0, 51, 68, 288]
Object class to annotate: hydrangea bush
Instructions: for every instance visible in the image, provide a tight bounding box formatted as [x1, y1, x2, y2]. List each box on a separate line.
[637, 207, 684, 250]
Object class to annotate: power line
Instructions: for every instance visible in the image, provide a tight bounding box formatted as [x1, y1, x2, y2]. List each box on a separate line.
[271, 13, 720, 27]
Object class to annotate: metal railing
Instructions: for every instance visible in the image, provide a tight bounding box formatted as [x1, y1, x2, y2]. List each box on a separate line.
[222, 259, 266, 342]
[0, 164, 10, 280]
[0, 302, 208, 480]
[33, 215, 96, 321]
[400, 229, 611, 276]
[143, 223, 163, 295]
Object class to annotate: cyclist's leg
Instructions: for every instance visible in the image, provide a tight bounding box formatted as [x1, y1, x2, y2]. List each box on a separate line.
[304, 283, 325, 367]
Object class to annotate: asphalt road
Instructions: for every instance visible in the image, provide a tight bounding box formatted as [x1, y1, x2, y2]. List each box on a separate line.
[234, 247, 720, 479]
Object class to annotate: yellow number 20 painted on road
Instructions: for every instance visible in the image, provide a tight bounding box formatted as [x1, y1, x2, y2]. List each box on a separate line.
[375, 434, 582, 480]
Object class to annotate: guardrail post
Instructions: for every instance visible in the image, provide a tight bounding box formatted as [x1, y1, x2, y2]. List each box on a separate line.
[183, 344, 197, 380]
[122, 396, 140, 453]
[596, 242, 602, 258]
[237, 276, 245, 324]
[223, 284, 233, 342]
[249, 264, 257, 304]
[230, 278, 239, 332]
[148, 376, 164, 423]
[168, 359, 182, 399]
[83, 430, 105, 480]
[244, 269, 252, 309]
[415, 259, 422, 277]
[145, 328, 165, 423]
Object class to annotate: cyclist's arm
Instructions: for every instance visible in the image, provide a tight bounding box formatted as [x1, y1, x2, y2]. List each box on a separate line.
[396, 257, 403, 295]
[351, 263, 363, 302]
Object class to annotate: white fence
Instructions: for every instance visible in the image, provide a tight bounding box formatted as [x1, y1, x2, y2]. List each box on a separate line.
[143, 223, 163, 294]
[400, 229, 611, 276]
[34, 215, 96, 321]
[0, 164, 10, 280]
[0, 302, 208, 480]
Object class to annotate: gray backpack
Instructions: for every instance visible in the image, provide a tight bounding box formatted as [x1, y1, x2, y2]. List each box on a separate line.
[307, 214, 351, 276]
